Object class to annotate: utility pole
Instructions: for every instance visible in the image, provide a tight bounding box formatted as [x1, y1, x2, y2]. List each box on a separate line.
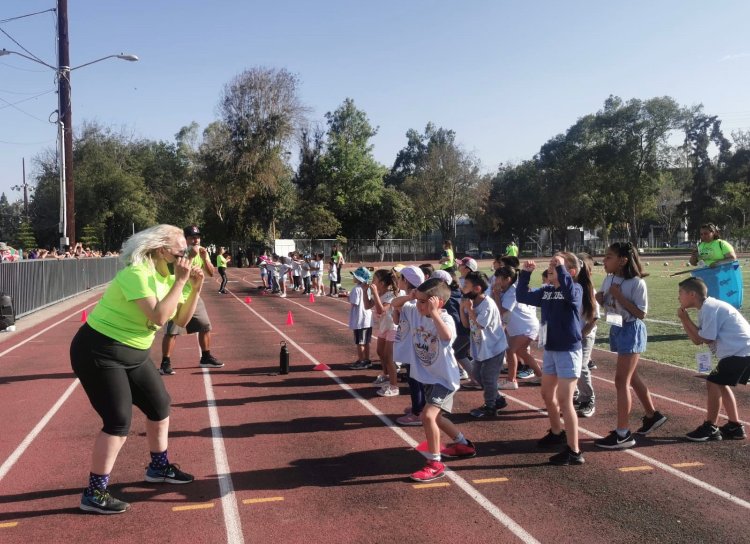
[22, 158, 28, 221]
[58, 0, 74, 247]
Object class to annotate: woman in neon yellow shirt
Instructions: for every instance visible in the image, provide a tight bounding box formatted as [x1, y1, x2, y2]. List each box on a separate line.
[217, 246, 231, 293]
[439, 240, 455, 271]
[70, 224, 204, 514]
[689, 223, 737, 267]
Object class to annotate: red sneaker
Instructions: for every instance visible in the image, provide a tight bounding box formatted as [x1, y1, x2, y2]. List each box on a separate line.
[441, 439, 477, 459]
[410, 460, 445, 482]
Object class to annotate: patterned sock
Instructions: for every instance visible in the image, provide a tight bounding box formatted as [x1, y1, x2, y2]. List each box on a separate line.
[87, 472, 109, 494]
[149, 450, 169, 470]
[453, 432, 468, 445]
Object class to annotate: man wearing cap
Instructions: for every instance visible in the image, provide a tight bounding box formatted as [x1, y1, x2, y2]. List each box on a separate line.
[159, 226, 224, 375]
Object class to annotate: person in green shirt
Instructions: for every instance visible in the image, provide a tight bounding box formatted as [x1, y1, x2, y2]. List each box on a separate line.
[505, 240, 519, 258]
[70, 224, 204, 514]
[217, 246, 231, 293]
[439, 240, 455, 271]
[689, 223, 737, 267]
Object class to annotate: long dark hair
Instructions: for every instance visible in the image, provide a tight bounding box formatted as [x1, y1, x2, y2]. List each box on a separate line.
[575, 252, 596, 321]
[373, 269, 399, 295]
[494, 266, 517, 285]
[609, 242, 648, 279]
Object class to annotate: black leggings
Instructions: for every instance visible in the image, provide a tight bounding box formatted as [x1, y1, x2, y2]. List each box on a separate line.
[218, 267, 228, 291]
[70, 324, 171, 437]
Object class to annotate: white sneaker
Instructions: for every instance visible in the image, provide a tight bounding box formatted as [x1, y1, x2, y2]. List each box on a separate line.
[377, 385, 400, 397]
[497, 380, 519, 390]
[459, 368, 470, 380]
[372, 375, 389, 386]
[279, 293, 287, 298]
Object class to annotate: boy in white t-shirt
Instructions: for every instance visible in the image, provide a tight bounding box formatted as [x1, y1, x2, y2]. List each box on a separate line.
[392, 278, 477, 482]
[460, 271, 508, 418]
[677, 277, 749, 441]
[348, 267, 374, 369]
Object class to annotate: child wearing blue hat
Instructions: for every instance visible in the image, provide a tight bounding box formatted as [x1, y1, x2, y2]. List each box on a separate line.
[349, 267, 374, 369]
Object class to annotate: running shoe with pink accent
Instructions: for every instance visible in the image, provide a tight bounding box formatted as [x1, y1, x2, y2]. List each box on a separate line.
[396, 413, 422, 426]
[410, 460, 445, 482]
[441, 439, 477, 459]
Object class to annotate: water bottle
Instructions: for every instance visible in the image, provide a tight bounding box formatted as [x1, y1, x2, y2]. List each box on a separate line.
[279, 341, 289, 374]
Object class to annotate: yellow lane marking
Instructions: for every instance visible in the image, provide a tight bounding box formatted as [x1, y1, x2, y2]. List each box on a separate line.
[412, 482, 450, 489]
[672, 462, 704, 468]
[619, 466, 653, 472]
[472, 477, 509, 484]
[243, 497, 285, 505]
[0, 522, 18, 528]
[172, 502, 215, 512]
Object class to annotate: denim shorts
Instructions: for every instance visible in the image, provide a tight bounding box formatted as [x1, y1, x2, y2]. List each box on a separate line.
[609, 319, 647, 354]
[542, 349, 582, 379]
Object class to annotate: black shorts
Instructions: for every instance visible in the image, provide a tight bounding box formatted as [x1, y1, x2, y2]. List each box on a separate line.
[353, 327, 372, 345]
[707, 355, 750, 386]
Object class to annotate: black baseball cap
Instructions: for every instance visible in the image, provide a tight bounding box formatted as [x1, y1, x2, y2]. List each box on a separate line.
[183, 225, 201, 237]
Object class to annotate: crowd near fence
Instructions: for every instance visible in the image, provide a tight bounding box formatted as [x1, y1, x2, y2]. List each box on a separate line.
[0, 257, 120, 319]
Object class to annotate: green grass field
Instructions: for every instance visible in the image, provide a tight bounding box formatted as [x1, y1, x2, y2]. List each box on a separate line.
[339, 258, 750, 370]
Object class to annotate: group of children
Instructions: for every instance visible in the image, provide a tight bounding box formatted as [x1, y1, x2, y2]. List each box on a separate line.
[257, 250, 341, 298]
[343, 243, 749, 481]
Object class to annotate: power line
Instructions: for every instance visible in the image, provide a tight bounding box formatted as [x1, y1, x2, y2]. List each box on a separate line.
[0, 87, 55, 95]
[0, 26, 48, 66]
[0, 95, 49, 123]
[0, 8, 56, 25]
[0, 89, 56, 111]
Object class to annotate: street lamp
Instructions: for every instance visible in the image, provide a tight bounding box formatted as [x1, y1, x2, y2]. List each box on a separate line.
[0, 48, 137, 248]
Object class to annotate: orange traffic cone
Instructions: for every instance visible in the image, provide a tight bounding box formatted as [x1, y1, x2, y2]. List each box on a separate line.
[309, 293, 315, 303]
[245, 296, 252, 303]
[313, 362, 330, 371]
[80, 309, 87, 322]
[286, 311, 294, 326]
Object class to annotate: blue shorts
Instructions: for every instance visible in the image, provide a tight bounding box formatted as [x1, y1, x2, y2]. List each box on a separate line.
[609, 319, 647, 354]
[542, 349, 582, 379]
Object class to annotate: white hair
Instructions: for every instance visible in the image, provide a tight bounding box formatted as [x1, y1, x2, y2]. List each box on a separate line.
[119, 224, 183, 266]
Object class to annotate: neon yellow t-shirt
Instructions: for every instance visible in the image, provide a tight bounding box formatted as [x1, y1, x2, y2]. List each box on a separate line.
[440, 248, 455, 270]
[505, 243, 518, 257]
[217, 254, 228, 268]
[87, 263, 183, 349]
[697, 239, 734, 266]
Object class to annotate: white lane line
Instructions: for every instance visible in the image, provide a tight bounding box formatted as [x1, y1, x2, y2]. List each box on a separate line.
[590, 374, 750, 426]
[505, 395, 750, 511]
[0, 378, 80, 483]
[196, 341, 244, 544]
[228, 291, 540, 544]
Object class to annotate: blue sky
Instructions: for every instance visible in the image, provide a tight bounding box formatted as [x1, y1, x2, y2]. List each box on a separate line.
[1, 1, 750, 200]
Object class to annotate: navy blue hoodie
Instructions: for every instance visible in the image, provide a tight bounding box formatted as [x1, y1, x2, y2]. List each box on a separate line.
[516, 265, 582, 351]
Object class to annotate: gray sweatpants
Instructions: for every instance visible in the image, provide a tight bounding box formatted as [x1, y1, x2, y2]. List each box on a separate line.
[472, 351, 505, 407]
[576, 333, 596, 403]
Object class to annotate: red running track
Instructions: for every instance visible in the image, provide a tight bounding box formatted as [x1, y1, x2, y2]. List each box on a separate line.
[0, 267, 748, 544]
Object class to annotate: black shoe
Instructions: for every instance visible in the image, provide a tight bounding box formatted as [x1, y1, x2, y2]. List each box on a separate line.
[587, 360, 597, 370]
[495, 396, 508, 410]
[199, 354, 225, 368]
[635, 411, 668, 435]
[537, 429, 567, 448]
[719, 421, 746, 440]
[549, 446, 585, 466]
[470, 404, 499, 418]
[576, 401, 595, 418]
[159, 360, 175, 376]
[145, 463, 194, 484]
[686, 421, 722, 442]
[595, 430, 636, 449]
[80, 488, 130, 514]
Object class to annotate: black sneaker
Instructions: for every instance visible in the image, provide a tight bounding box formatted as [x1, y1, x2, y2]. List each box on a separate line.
[159, 360, 175, 376]
[470, 404, 498, 418]
[588, 360, 597, 370]
[145, 463, 194, 484]
[349, 360, 372, 369]
[537, 429, 567, 448]
[719, 421, 746, 440]
[595, 430, 636, 449]
[549, 446, 585, 466]
[576, 401, 596, 418]
[199, 354, 224, 369]
[635, 411, 668, 435]
[686, 421, 722, 442]
[79, 488, 130, 514]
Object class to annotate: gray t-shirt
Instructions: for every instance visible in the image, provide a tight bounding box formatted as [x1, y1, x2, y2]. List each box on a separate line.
[600, 276, 647, 323]
[698, 297, 750, 360]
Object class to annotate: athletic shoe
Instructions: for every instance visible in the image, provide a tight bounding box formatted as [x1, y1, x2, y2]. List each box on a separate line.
[719, 422, 746, 440]
[517, 367, 535, 379]
[376, 385, 399, 397]
[525, 375, 542, 385]
[497, 380, 518, 390]
[159, 360, 175, 376]
[495, 396, 508, 410]
[595, 430, 636, 449]
[199, 354, 224, 369]
[588, 360, 597, 370]
[145, 463, 194, 484]
[686, 421, 722, 442]
[396, 413, 422, 426]
[470, 404, 499, 418]
[403, 405, 412, 415]
[372, 374, 389, 386]
[349, 360, 372, 370]
[549, 446, 585, 466]
[537, 429, 567, 448]
[576, 401, 596, 418]
[635, 411, 668, 435]
[458, 368, 470, 380]
[79, 488, 130, 514]
[410, 460, 445, 482]
[441, 439, 477, 459]
[460, 381, 482, 391]
[279, 293, 287, 298]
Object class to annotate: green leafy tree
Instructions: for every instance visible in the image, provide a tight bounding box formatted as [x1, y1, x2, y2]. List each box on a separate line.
[79, 224, 101, 249]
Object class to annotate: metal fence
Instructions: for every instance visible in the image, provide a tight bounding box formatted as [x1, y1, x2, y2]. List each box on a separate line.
[0, 257, 120, 318]
[292, 239, 440, 263]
